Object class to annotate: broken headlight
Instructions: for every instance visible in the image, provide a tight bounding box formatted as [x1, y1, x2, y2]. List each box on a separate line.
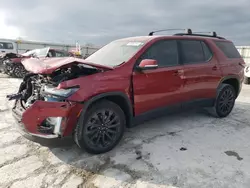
[43, 85, 79, 98]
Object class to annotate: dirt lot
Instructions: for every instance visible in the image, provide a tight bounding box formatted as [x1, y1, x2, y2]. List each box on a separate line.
[1, 74, 250, 188]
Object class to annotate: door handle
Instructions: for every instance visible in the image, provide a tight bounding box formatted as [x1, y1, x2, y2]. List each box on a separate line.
[238, 62, 245, 67]
[212, 66, 218, 71]
[173, 70, 184, 76]
[173, 71, 178, 76]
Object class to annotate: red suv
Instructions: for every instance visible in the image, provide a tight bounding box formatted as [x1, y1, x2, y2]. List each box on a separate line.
[7, 29, 245, 154]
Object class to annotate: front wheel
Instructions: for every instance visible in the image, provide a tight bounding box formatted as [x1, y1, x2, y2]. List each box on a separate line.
[209, 84, 236, 118]
[74, 100, 126, 154]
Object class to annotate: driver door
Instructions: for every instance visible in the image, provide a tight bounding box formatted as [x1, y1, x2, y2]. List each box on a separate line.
[132, 40, 185, 115]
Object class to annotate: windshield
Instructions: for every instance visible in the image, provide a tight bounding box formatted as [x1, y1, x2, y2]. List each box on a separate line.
[85, 40, 145, 67]
[22, 47, 50, 57]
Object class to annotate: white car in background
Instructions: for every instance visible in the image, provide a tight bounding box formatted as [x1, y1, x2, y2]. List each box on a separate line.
[244, 64, 250, 84]
[0, 41, 16, 54]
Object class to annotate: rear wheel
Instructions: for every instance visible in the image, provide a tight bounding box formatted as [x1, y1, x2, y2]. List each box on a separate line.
[209, 84, 236, 118]
[74, 100, 126, 154]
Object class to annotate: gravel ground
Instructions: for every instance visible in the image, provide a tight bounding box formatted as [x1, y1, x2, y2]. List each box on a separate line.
[1, 73, 250, 188]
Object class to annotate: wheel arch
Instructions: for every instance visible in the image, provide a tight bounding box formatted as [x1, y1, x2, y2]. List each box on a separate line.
[80, 92, 134, 128]
[218, 76, 241, 97]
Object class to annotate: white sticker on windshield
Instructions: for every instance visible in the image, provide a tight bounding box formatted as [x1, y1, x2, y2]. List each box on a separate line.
[126, 42, 144, 46]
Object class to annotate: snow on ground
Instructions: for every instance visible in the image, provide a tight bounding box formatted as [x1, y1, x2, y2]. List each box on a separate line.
[0, 73, 250, 188]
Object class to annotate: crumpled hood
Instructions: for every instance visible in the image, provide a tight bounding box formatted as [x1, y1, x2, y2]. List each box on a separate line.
[21, 57, 113, 74]
[0, 52, 22, 59]
[0, 52, 30, 63]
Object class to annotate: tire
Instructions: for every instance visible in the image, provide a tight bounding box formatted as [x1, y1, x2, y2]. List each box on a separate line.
[244, 76, 250, 85]
[3, 63, 13, 75]
[74, 100, 126, 154]
[208, 84, 236, 118]
[12, 65, 27, 78]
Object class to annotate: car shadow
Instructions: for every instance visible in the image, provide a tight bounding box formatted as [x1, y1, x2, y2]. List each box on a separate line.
[29, 100, 250, 187]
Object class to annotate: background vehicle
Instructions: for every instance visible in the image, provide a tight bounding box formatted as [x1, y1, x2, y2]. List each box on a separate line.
[0, 40, 16, 54]
[1, 47, 72, 78]
[0, 38, 99, 55]
[7, 29, 245, 154]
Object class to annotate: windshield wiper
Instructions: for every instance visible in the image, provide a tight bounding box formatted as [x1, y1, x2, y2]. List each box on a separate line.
[114, 61, 125, 68]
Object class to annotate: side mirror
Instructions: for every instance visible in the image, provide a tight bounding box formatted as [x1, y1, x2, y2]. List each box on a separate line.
[136, 59, 158, 71]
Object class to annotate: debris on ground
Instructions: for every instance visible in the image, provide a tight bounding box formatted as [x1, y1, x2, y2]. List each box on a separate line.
[225, 151, 243, 161]
[180, 147, 187, 151]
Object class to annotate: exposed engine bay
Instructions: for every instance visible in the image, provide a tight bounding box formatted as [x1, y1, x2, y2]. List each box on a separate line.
[7, 64, 101, 108]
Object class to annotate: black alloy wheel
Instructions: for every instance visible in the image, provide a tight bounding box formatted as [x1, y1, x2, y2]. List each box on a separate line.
[85, 110, 121, 147]
[218, 87, 235, 114]
[74, 100, 126, 154]
[214, 84, 236, 117]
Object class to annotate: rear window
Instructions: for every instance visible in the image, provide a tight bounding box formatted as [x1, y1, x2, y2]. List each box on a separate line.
[215, 41, 241, 59]
[0, 42, 14, 49]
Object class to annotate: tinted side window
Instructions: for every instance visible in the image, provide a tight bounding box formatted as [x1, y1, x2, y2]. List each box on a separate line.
[215, 41, 241, 58]
[180, 40, 204, 64]
[140, 40, 178, 67]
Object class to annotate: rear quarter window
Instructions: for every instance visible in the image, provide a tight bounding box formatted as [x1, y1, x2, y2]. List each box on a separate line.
[215, 41, 241, 59]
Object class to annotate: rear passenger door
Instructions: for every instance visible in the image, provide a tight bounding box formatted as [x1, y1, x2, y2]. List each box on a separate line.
[179, 40, 222, 103]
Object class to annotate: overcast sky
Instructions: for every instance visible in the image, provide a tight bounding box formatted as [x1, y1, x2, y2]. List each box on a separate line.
[0, 0, 250, 46]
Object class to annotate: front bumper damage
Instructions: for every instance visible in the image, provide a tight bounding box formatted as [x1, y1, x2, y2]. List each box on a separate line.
[12, 100, 83, 139]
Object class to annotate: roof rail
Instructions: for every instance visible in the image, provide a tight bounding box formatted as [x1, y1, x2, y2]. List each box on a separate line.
[148, 28, 192, 36]
[174, 31, 225, 39]
[193, 31, 217, 37]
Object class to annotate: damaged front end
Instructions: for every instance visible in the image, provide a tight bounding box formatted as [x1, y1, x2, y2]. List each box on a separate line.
[7, 60, 103, 138]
